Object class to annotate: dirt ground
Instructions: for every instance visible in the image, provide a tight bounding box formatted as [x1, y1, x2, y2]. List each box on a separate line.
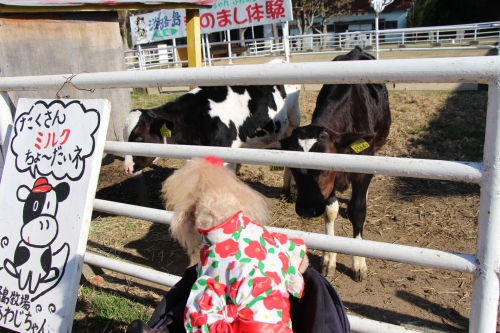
[85, 48, 497, 333]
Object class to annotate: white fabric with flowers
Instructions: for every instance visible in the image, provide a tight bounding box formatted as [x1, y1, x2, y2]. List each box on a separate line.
[184, 211, 307, 333]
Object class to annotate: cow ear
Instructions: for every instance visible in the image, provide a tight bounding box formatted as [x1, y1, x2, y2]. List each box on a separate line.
[266, 136, 291, 150]
[336, 132, 375, 154]
[147, 109, 168, 120]
[54, 182, 70, 202]
[17, 185, 31, 202]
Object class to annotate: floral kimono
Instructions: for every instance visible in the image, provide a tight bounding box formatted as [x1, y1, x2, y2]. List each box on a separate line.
[184, 211, 307, 333]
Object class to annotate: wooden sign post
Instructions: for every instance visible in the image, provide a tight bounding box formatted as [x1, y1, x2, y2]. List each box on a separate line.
[0, 99, 110, 332]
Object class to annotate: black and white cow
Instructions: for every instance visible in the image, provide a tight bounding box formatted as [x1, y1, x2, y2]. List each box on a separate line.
[4, 177, 70, 296]
[123, 59, 300, 193]
[267, 47, 391, 282]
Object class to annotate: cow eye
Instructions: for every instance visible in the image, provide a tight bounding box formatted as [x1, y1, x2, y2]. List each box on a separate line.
[33, 201, 38, 211]
[134, 137, 143, 142]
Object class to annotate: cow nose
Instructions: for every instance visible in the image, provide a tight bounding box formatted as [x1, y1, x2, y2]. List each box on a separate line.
[295, 204, 317, 218]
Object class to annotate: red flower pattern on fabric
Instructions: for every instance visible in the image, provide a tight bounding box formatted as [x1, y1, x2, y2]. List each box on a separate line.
[198, 293, 213, 311]
[263, 290, 287, 310]
[290, 238, 305, 246]
[281, 298, 291, 323]
[206, 278, 227, 297]
[261, 229, 277, 246]
[229, 261, 236, 271]
[185, 212, 307, 333]
[241, 215, 251, 227]
[272, 232, 289, 245]
[279, 252, 290, 271]
[238, 307, 254, 321]
[209, 320, 231, 333]
[200, 244, 210, 266]
[265, 270, 281, 285]
[244, 240, 267, 261]
[215, 238, 239, 258]
[251, 277, 272, 297]
[222, 216, 241, 234]
[189, 312, 208, 326]
[229, 278, 245, 299]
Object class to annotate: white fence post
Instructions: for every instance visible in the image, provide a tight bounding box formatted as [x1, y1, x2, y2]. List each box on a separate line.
[137, 44, 145, 71]
[0, 91, 13, 152]
[282, 22, 290, 62]
[470, 82, 500, 332]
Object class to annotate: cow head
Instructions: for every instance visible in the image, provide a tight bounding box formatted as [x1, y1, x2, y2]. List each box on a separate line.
[16, 177, 70, 247]
[267, 125, 374, 218]
[123, 109, 174, 174]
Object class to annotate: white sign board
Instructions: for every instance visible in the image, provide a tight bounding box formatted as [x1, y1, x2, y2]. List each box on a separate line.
[130, 0, 293, 44]
[0, 99, 111, 332]
[131, 10, 187, 45]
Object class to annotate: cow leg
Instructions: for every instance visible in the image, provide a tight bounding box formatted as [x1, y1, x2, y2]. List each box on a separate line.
[347, 174, 373, 282]
[282, 167, 297, 199]
[134, 171, 150, 207]
[322, 196, 339, 277]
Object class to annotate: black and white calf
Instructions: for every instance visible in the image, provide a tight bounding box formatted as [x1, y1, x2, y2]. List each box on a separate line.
[123, 60, 300, 192]
[267, 47, 391, 281]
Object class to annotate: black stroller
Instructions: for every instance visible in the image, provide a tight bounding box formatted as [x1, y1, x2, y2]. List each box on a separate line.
[127, 266, 350, 333]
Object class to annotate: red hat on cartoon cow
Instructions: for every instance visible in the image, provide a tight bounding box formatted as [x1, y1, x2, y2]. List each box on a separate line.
[32, 177, 53, 193]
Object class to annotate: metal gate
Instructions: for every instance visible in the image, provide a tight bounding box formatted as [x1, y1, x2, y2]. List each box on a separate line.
[0, 56, 499, 332]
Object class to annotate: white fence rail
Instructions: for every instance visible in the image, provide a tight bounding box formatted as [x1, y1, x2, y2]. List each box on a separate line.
[1, 56, 500, 333]
[125, 21, 500, 70]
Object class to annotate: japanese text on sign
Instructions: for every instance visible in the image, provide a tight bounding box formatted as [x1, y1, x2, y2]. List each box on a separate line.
[129, 0, 292, 44]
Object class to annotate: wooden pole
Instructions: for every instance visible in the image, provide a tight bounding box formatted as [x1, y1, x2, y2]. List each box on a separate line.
[186, 9, 202, 68]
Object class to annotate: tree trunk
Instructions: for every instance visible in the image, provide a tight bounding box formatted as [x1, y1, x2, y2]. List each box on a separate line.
[118, 10, 130, 51]
[322, 17, 328, 49]
[239, 28, 247, 47]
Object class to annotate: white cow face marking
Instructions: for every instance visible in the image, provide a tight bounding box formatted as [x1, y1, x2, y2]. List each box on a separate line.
[298, 138, 318, 152]
[123, 110, 142, 142]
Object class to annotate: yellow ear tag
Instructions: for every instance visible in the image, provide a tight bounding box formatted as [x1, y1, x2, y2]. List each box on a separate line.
[269, 166, 285, 171]
[350, 138, 370, 153]
[160, 122, 171, 138]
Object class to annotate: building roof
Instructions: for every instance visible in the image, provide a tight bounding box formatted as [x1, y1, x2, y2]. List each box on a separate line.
[0, 0, 214, 5]
[351, 0, 412, 13]
[0, 0, 215, 11]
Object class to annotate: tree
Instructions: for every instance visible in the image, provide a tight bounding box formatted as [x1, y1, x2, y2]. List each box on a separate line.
[410, 0, 500, 27]
[292, 0, 354, 50]
[118, 10, 131, 50]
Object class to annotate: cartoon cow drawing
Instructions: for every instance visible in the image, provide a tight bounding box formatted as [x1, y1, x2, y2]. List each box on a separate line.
[135, 17, 147, 41]
[4, 177, 70, 299]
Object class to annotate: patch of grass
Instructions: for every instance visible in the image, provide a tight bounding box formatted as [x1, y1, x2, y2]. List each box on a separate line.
[431, 122, 465, 140]
[131, 91, 181, 109]
[73, 285, 154, 332]
[407, 127, 429, 135]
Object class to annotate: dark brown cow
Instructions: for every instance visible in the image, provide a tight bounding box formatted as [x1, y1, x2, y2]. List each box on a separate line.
[267, 46, 391, 281]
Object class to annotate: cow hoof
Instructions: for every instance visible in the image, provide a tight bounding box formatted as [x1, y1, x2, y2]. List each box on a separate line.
[321, 252, 337, 277]
[322, 264, 336, 277]
[352, 256, 367, 282]
[353, 269, 368, 282]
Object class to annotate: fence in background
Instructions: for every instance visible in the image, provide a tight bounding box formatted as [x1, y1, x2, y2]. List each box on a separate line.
[1, 57, 500, 333]
[125, 21, 500, 70]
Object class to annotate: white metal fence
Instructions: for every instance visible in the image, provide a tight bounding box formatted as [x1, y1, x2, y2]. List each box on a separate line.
[125, 21, 500, 70]
[1, 56, 500, 332]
